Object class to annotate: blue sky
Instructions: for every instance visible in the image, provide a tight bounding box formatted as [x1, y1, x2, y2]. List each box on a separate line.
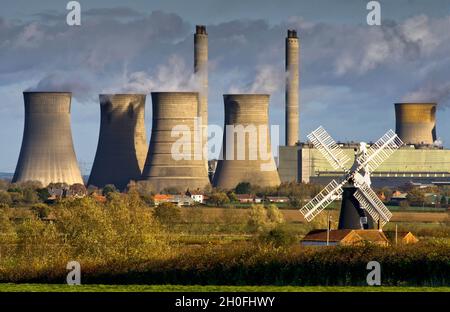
[0, 0, 450, 172]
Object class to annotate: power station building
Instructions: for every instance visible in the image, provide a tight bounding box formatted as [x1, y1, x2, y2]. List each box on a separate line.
[88, 94, 148, 190]
[141, 92, 210, 192]
[278, 102, 450, 188]
[212, 94, 281, 189]
[13, 92, 84, 186]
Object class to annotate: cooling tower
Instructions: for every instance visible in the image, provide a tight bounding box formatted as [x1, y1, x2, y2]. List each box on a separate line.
[141, 92, 210, 192]
[395, 103, 437, 145]
[88, 94, 148, 190]
[12, 92, 83, 186]
[194, 25, 208, 166]
[285, 29, 299, 146]
[212, 94, 281, 189]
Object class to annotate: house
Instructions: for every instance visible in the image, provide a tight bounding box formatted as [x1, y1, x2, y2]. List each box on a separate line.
[171, 195, 195, 206]
[154, 194, 172, 206]
[266, 196, 289, 203]
[383, 231, 419, 244]
[236, 194, 262, 203]
[389, 191, 408, 205]
[301, 229, 390, 246]
[185, 190, 205, 204]
[154, 194, 195, 207]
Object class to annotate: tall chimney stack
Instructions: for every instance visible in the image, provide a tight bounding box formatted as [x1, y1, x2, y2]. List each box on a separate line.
[194, 25, 208, 166]
[285, 29, 299, 146]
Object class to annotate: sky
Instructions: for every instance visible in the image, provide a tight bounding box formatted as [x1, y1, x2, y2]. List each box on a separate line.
[0, 0, 450, 173]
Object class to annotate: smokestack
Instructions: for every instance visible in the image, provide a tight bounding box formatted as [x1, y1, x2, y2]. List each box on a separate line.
[141, 92, 210, 193]
[88, 94, 148, 190]
[13, 92, 83, 186]
[395, 103, 437, 145]
[212, 94, 281, 189]
[285, 29, 299, 146]
[194, 25, 208, 166]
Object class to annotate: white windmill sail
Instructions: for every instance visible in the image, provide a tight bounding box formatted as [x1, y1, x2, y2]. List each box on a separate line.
[354, 182, 393, 227]
[307, 126, 351, 171]
[299, 179, 344, 221]
[357, 130, 403, 172]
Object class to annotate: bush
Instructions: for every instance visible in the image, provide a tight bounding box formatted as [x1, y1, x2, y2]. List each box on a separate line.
[259, 225, 297, 247]
[208, 192, 230, 206]
[0, 191, 12, 206]
[31, 204, 51, 219]
[235, 182, 251, 194]
[267, 204, 284, 224]
[102, 184, 117, 197]
[153, 202, 182, 227]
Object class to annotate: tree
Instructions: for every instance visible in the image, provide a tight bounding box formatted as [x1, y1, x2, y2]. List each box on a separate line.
[153, 202, 182, 227]
[0, 191, 12, 206]
[227, 192, 238, 202]
[208, 192, 230, 207]
[22, 188, 39, 204]
[440, 195, 447, 208]
[247, 204, 268, 232]
[31, 204, 51, 219]
[235, 182, 252, 194]
[102, 184, 117, 197]
[407, 188, 426, 206]
[266, 204, 284, 224]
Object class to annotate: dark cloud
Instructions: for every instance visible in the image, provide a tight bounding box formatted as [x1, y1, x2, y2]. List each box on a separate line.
[0, 7, 449, 171]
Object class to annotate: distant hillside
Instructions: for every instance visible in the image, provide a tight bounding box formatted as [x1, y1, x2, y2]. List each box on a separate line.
[0, 173, 13, 180]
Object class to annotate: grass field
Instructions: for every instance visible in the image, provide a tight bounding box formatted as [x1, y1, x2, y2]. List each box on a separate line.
[186, 207, 449, 223]
[0, 284, 449, 292]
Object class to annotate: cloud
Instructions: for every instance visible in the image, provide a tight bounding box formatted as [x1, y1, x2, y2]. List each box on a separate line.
[228, 65, 283, 94]
[109, 55, 200, 94]
[402, 81, 450, 105]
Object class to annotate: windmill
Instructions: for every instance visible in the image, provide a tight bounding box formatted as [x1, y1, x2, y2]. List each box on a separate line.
[300, 126, 404, 230]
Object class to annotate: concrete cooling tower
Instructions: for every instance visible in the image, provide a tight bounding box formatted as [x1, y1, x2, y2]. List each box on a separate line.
[395, 103, 437, 145]
[194, 25, 208, 167]
[12, 92, 83, 186]
[141, 92, 210, 192]
[88, 94, 148, 190]
[212, 94, 281, 189]
[285, 29, 299, 146]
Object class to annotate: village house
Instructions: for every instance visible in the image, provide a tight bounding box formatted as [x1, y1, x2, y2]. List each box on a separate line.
[301, 229, 390, 246]
[236, 194, 262, 204]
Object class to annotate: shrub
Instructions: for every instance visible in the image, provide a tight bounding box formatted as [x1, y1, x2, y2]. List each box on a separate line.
[266, 204, 284, 224]
[31, 204, 51, 219]
[259, 225, 297, 247]
[208, 192, 230, 206]
[153, 202, 182, 227]
[0, 191, 12, 206]
[102, 184, 118, 197]
[247, 204, 268, 232]
[235, 182, 251, 194]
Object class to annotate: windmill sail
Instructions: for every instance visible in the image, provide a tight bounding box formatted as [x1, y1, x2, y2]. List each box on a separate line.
[357, 130, 403, 172]
[300, 179, 344, 222]
[354, 182, 392, 227]
[307, 126, 351, 171]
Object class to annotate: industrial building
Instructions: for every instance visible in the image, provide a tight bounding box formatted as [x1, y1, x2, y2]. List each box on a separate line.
[212, 94, 281, 189]
[278, 102, 450, 188]
[88, 94, 148, 190]
[12, 92, 84, 186]
[141, 92, 210, 192]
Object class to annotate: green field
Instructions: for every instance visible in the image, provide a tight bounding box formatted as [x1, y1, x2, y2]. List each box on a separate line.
[0, 284, 449, 292]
